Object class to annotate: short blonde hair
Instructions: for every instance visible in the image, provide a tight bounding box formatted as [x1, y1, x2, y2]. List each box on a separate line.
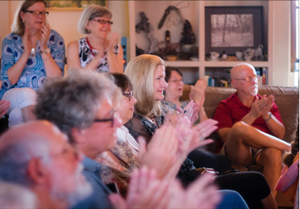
[124, 55, 164, 117]
[77, 4, 112, 34]
[11, 0, 47, 36]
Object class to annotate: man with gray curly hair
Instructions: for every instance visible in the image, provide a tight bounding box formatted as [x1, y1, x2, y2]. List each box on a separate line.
[34, 69, 123, 208]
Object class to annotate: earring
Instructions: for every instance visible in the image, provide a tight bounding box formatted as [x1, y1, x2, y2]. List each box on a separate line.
[86, 29, 91, 33]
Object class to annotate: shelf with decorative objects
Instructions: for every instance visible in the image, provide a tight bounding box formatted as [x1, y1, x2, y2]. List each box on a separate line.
[128, 1, 274, 86]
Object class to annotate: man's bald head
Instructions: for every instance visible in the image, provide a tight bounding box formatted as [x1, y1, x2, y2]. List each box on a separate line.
[231, 63, 256, 80]
[0, 120, 68, 186]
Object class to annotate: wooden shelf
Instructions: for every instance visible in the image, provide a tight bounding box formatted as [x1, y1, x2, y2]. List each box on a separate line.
[203, 61, 270, 68]
[129, 1, 274, 85]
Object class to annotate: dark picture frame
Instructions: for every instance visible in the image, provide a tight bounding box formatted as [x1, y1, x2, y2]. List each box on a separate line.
[205, 6, 264, 55]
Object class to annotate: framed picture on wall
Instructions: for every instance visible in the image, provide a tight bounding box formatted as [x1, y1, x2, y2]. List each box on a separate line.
[205, 6, 264, 55]
[46, 0, 106, 11]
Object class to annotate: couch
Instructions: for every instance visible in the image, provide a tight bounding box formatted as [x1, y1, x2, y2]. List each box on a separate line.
[181, 85, 299, 207]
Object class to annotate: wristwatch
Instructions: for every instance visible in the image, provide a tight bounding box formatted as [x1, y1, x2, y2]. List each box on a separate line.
[264, 112, 272, 122]
[39, 48, 50, 55]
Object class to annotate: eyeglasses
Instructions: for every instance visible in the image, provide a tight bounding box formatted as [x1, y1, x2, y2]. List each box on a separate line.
[235, 76, 258, 83]
[24, 10, 49, 17]
[168, 79, 183, 84]
[93, 19, 113, 25]
[122, 91, 133, 101]
[94, 109, 115, 127]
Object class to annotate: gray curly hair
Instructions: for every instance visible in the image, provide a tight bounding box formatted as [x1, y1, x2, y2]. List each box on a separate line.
[34, 69, 121, 143]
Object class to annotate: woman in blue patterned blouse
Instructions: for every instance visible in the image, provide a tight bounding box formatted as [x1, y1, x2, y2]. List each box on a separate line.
[0, 0, 65, 126]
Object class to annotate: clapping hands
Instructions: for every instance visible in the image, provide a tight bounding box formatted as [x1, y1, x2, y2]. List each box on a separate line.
[39, 23, 51, 50]
[109, 167, 221, 209]
[137, 124, 178, 180]
[249, 95, 274, 119]
[168, 173, 221, 209]
[109, 166, 170, 209]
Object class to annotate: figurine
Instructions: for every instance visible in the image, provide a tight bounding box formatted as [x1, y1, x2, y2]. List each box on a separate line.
[135, 12, 158, 54]
[254, 45, 264, 61]
[180, 20, 196, 45]
[158, 5, 184, 29]
[244, 48, 255, 61]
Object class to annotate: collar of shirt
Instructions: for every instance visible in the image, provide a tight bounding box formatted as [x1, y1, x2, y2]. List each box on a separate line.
[232, 92, 262, 109]
[117, 126, 139, 152]
[82, 155, 102, 173]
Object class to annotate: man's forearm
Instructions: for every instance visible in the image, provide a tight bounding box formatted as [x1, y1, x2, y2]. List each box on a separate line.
[263, 113, 285, 139]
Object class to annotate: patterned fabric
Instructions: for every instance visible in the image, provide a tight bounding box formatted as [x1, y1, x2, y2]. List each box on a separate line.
[0, 30, 65, 99]
[96, 137, 139, 197]
[124, 111, 196, 187]
[78, 37, 119, 73]
[124, 112, 164, 144]
[161, 99, 189, 114]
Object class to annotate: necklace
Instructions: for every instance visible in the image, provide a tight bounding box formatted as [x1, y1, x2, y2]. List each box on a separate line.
[30, 48, 35, 56]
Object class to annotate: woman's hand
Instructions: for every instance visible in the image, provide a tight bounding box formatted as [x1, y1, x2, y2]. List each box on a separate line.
[182, 100, 199, 124]
[190, 79, 206, 107]
[106, 32, 120, 54]
[0, 100, 10, 118]
[39, 23, 51, 50]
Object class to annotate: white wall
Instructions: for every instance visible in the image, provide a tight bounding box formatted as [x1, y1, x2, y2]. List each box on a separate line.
[0, 1, 10, 56]
[273, 1, 294, 86]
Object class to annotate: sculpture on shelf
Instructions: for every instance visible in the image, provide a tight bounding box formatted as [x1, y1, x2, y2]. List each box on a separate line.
[180, 20, 196, 45]
[136, 12, 150, 33]
[135, 12, 159, 54]
[254, 45, 264, 61]
[158, 5, 184, 29]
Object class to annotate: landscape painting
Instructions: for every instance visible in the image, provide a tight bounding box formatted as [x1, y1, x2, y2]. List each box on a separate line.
[46, 0, 106, 11]
[211, 14, 254, 47]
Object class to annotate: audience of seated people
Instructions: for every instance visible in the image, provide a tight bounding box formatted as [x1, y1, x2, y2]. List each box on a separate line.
[124, 54, 277, 209]
[0, 0, 65, 127]
[33, 70, 237, 209]
[67, 5, 123, 73]
[213, 63, 291, 196]
[0, 1, 294, 209]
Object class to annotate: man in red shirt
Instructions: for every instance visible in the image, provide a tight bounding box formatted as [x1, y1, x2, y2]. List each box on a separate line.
[213, 63, 291, 196]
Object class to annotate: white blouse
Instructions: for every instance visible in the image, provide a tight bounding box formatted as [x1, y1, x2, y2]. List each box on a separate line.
[116, 126, 139, 156]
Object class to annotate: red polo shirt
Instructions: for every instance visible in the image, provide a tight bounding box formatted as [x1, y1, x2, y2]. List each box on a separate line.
[213, 93, 283, 135]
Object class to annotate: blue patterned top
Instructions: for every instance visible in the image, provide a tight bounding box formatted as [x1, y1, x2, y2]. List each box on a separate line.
[0, 30, 65, 99]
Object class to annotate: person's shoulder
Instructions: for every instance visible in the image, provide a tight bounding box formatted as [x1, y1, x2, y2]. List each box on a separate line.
[219, 93, 236, 104]
[3, 33, 19, 42]
[68, 40, 79, 48]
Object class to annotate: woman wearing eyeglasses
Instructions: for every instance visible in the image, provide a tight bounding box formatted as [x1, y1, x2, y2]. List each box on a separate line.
[0, 0, 65, 126]
[67, 5, 123, 73]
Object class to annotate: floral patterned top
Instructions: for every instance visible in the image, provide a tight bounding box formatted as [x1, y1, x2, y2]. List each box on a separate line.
[78, 37, 119, 73]
[0, 30, 65, 99]
[96, 126, 140, 197]
[161, 99, 189, 114]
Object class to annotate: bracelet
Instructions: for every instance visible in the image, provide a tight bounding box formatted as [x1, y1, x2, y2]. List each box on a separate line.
[264, 112, 272, 122]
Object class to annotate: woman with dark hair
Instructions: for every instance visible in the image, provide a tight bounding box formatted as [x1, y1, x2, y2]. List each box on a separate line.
[67, 5, 123, 73]
[0, 0, 65, 126]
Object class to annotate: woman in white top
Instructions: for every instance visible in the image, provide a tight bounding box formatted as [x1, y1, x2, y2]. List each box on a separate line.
[67, 5, 123, 73]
